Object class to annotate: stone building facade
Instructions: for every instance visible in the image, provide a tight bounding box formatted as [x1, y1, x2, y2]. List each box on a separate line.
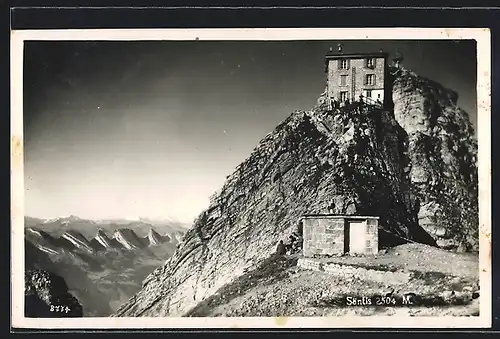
[302, 214, 379, 257]
[324, 51, 391, 109]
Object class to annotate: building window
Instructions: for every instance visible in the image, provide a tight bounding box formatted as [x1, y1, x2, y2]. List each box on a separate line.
[340, 91, 349, 102]
[340, 75, 348, 86]
[365, 90, 372, 98]
[366, 74, 375, 86]
[340, 59, 348, 69]
[366, 58, 375, 68]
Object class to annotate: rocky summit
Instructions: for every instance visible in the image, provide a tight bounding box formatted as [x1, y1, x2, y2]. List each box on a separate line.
[392, 68, 478, 251]
[112, 66, 478, 317]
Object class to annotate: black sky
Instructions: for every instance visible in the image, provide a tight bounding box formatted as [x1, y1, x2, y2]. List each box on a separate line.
[23, 40, 477, 222]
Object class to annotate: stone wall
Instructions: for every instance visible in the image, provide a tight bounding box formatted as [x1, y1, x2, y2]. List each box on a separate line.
[303, 216, 379, 257]
[297, 258, 411, 285]
[365, 218, 379, 255]
[303, 217, 345, 257]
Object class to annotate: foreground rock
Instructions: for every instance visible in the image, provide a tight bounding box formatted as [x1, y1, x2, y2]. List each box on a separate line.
[113, 67, 477, 317]
[25, 269, 83, 317]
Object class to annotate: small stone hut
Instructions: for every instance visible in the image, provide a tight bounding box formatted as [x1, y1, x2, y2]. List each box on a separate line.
[302, 214, 379, 257]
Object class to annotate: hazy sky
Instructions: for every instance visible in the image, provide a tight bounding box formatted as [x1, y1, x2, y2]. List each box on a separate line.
[23, 40, 477, 223]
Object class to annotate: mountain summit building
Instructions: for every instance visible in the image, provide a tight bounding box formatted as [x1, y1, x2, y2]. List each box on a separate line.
[324, 48, 392, 109]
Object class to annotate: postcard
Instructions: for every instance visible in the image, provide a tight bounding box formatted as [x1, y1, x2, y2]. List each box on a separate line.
[11, 27, 491, 329]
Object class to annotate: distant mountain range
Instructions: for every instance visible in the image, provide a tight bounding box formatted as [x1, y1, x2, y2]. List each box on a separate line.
[25, 216, 184, 253]
[24, 215, 190, 316]
[25, 215, 188, 239]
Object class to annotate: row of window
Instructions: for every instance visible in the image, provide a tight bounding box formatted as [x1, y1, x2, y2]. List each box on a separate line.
[339, 57, 376, 70]
[340, 74, 376, 86]
[339, 90, 377, 101]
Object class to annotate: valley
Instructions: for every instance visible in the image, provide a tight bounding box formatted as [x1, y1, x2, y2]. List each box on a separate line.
[24, 215, 189, 316]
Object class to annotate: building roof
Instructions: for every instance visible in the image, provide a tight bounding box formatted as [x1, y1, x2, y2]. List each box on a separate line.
[325, 52, 389, 60]
[301, 214, 380, 220]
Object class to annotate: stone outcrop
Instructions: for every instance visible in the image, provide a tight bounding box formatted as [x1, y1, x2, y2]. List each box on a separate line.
[112, 67, 477, 317]
[392, 67, 478, 251]
[25, 269, 83, 317]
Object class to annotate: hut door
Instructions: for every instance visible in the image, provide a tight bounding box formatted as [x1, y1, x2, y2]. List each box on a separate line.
[348, 220, 367, 254]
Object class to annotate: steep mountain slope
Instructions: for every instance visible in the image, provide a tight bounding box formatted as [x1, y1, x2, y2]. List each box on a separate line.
[146, 228, 169, 246]
[392, 67, 478, 251]
[25, 228, 62, 255]
[61, 230, 95, 253]
[113, 229, 148, 250]
[26, 240, 58, 270]
[93, 229, 123, 251]
[113, 67, 478, 317]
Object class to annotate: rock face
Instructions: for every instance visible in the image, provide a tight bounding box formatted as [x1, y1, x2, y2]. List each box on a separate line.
[94, 229, 114, 249]
[392, 67, 478, 251]
[113, 229, 146, 250]
[113, 67, 477, 317]
[26, 228, 72, 254]
[25, 241, 56, 271]
[147, 228, 165, 246]
[25, 269, 83, 317]
[61, 231, 94, 253]
[92, 229, 124, 251]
